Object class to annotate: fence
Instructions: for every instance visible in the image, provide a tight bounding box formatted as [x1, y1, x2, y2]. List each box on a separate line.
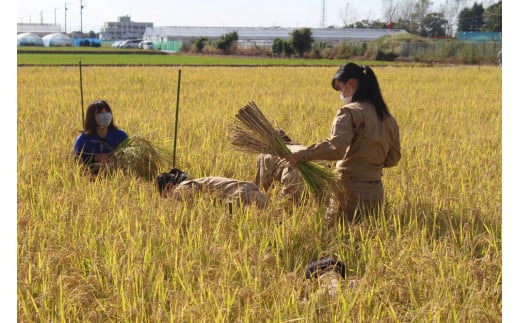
[398, 41, 501, 61]
[155, 40, 183, 52]
[351, 40, 501, 63]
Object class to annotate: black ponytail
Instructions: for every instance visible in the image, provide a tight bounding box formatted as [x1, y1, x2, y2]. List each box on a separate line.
[332, 63, 390, 121]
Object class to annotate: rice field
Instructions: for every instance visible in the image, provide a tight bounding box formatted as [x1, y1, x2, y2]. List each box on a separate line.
[17, 64, 501, 321]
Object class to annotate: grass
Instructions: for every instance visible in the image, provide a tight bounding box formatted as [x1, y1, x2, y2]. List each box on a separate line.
[17, 65, 501, 321]
[17, 52, 347, 66]
[17, 47, 393, 66]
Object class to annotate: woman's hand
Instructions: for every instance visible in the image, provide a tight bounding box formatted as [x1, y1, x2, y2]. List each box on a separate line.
[94, 153, 110, 163]
[285, 151, 303, 166]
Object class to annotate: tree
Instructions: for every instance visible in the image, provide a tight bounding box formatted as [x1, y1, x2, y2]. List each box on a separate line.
[289, 28, 313, 57]
[413, 0, 433, 31]
[272, 38, 294, 57]
[216, 31, 238, 54]
[380, 0, 430, 35]
[354, 21, 367, 29]
[368, 20, 388, 29]
[396, 0, 418, 32]
[272, 38, 284, 57]
[482, 1, 501, 32]
[382, 0, 400, 24]
[392, 18, 415, 33]
[421, 12, 448, 37]
[458, 3, 485, 32]
[194, 37, 208, 53]
[439, 0, 468, 36]
[340, 2, 358, 27]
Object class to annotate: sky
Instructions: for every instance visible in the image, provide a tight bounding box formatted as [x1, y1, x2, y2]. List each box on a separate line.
[17, 0, 453, 33]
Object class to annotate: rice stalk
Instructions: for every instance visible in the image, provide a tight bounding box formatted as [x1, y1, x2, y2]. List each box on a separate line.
[108, 136, 170, 180]
[231, 101, 338, 196]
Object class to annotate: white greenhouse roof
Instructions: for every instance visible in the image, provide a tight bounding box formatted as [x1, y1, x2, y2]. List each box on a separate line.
[144, 26, 405, 42]
[17, 23, 62, 36]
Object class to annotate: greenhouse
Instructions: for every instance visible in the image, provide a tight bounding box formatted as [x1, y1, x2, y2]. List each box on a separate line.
[17, 33, 44, 46]
[42, 33, 74, 47]
[143, 26, 406, 48]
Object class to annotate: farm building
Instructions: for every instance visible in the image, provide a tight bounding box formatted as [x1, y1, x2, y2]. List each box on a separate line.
[143, 26, 406, 50]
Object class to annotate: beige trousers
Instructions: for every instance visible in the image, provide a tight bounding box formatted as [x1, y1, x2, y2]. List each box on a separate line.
[327, 180, 384, 223]
[254, 153, 306, 202]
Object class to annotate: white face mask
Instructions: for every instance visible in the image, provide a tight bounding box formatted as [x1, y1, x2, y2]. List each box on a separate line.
[340, 92, 352, 104]
[97, 112, 112, 127]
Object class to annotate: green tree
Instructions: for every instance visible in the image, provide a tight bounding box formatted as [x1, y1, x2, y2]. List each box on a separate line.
[354, 21, 367, 28]
[289, 28, 313, 57]
[216, 31, 238, 54]
[272, 38, 284, 57]
[482, 1, 501, 32]
[421, 12, 448, 37]
[393, 18, 419, 34]
[194, 37, 208, 53]
[458, 3, 485, 32]
[272, 38, 294, 57]
[368, 20, 387, 29]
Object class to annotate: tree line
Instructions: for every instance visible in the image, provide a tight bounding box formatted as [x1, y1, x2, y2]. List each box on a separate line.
[188, 1, 501, 59]
[346, 0, 501, 38]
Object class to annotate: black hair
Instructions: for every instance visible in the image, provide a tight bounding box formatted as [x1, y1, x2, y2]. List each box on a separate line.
[332, 62, 390, 121]
[155, 168, 188, 194]
[83, 99, 119, 135]
[305, 257, 346, 280]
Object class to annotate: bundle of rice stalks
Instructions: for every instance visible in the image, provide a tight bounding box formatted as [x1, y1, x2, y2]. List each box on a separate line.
[231, 101, 338, 197]
[108, 136, 170, 180]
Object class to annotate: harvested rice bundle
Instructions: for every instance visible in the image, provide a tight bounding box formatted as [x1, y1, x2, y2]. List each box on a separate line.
[231, 101, 338, 197]
[108, 136, 170, 180]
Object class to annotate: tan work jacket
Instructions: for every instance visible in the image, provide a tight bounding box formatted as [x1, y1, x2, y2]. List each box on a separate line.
[173, 176, 267, 208]
[298, 101, 401, 184]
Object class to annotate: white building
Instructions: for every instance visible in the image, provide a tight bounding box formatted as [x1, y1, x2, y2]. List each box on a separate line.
[99, 15, 153, 41]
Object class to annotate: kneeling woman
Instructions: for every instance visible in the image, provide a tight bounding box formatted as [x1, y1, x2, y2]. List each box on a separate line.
[74, 99, 128, 175]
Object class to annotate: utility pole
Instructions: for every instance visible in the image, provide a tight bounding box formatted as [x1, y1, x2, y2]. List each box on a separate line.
[80, 0, 84, 34]
[320, 0, 326, 28]
[40, 10, 45, 24]
[64, 3, 68, 33]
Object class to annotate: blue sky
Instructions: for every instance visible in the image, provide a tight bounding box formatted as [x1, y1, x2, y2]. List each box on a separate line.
[17, 0, 451, 32]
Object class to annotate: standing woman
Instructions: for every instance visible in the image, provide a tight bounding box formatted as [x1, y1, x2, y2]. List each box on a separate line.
[74, 99, 128, 174]
[287, 63, 401, 222]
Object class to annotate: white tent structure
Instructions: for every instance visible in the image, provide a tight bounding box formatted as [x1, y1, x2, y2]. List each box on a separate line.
[17, 33, 44, 46]
[42, 33, 73, 47]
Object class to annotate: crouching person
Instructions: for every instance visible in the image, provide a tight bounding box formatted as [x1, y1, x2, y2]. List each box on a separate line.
[156, 168, 268, 210]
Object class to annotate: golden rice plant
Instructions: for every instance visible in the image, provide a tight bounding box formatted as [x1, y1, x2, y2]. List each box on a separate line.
[231, 101, 338, 196]
[108, 135, 170, 180]
[16, 66, 502, 322]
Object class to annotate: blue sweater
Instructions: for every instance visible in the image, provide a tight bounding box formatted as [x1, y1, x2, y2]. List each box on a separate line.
[74, 129, 128, 164]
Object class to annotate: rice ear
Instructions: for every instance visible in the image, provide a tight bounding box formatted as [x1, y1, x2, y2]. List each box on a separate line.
[231, 101, 338, 197]
[108, 136, 170, 180]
